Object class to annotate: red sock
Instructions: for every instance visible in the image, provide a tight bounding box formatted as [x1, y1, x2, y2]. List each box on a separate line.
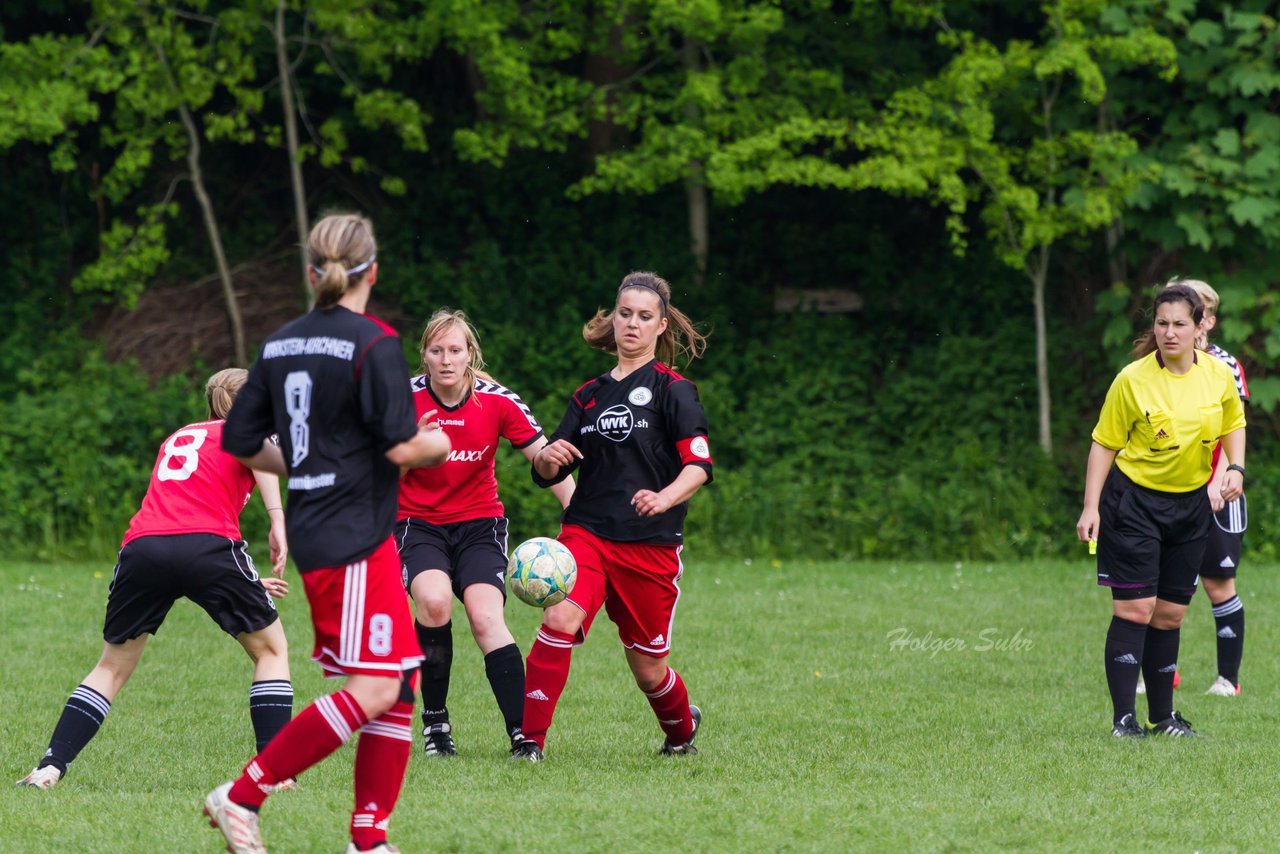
[350, 698, 414, 850]
[522, 626, 575, 748]
[229, 691, 367, 807]
[644, 668, 694, 744]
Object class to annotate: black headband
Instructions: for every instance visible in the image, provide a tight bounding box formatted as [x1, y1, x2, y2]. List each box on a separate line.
[619, 282, 667, 310]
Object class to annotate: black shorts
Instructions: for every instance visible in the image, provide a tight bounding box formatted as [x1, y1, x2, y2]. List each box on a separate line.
[103, 533, 279, 644]
[1096, 468, 1209, 604]
[396, 516, 509, 600]
[1200, 496, 1246, 579]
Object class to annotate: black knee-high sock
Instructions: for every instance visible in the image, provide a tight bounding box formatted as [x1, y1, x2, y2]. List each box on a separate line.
[416, 620, 453, 722]
[1105, 617, 1147, 724]
[1142, 626, 1181, 722]
[1212, 595, 1245, 686]
[40, 685, 111, 775]
[248, 680, 294, 752]
[483, 643, 525, 740]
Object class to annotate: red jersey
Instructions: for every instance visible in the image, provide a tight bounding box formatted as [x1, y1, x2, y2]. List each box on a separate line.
[398, 375, 544, 524]
[122, 419, 255, 545]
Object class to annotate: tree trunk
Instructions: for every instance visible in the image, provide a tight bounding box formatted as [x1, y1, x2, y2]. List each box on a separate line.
[157, 44, 247, 367]
[681, 37, 708, 285]
[1031, 246, 1052, 455]
[276, 0, 312, 308]
[584, 21, 629, 157]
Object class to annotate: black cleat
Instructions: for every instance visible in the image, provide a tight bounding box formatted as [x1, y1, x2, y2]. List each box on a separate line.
[423, 721, 456, 756]
[1148, 710, 1197, 737]
[660, 704, 701, 755]
[510, 739, 543, 763]
[1110, 713, 1146, 739]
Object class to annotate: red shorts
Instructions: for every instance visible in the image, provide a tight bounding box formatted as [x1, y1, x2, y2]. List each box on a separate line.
[559, 524, 684, 657]
[301, 537, 423, 678]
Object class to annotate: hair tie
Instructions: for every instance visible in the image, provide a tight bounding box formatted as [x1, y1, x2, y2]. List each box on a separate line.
[311, 254, 376, 279]
[619, 282, 667, 310]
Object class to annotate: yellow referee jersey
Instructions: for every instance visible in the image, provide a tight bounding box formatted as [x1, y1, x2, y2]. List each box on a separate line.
[1092, 351, 1246, 492]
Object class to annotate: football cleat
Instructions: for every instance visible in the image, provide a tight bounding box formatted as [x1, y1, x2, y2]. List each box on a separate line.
[203, 781, 267, 854]
[422, 720, 456, 756]
[1206, 675, 1241, 697]
[509, 739, 544, 763]
[1135, 672, 1146, 695]
[659, 705, 702, 756]
[1148, 710, 1197, 737]
[1111, 713, 1146, 739]
[15, 765, 62, 789]
[344, 844, 400, 853]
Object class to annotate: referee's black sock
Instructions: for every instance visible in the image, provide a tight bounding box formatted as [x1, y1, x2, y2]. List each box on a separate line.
[416, 620, 453, 723]
[483, 643, 526, 741]
[1105, 616, 1147, 725]
[41, 684, 111, 775]
[1212, 596, 1245, 686]
[1142, 625, 1181, 723]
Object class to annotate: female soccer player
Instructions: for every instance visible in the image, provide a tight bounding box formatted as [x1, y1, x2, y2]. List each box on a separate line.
[206, 213, 451, 854]
[513, 271, 712, 762]
[1076, 283, 1245, 739]
[398, 309, 574, 757]
[17, 369, 291, 790]
[1172, 278, 1250, 697]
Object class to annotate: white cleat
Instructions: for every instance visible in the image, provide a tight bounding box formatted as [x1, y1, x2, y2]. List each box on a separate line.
[15, 766, 62, 789]
[204, 781, 267, 854]
[1205, 675, 1241, 697]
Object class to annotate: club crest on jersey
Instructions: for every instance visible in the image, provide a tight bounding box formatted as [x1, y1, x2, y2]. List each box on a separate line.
[596, 404, 634, 442]
[628, 386, 653, 406]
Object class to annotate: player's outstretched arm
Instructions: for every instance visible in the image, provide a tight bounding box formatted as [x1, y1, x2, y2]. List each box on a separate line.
[237, 437, 287, 477]
[253, 470, 288, 576]
[524, 437, 576, 507]
[387, 418, 451, 468]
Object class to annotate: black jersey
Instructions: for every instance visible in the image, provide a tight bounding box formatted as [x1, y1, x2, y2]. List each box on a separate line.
[223, 306, 419, 571]
[534, 359, 713, 545]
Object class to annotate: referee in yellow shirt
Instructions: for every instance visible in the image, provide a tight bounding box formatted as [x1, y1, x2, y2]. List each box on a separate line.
[1076, 284, 1246, 738]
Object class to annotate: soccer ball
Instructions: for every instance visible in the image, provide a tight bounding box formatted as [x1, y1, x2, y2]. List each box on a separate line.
[506, 537, 577, 608]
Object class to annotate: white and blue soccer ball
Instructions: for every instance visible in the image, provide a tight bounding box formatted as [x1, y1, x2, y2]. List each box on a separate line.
[506, 537, 577, 608]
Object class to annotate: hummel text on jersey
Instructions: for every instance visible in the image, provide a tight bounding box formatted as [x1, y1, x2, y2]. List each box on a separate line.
[262, 336, 356, 361]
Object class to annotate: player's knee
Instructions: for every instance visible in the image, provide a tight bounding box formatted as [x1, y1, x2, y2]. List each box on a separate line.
[542, 601, 584, 635]
[414, 595, 452, 626]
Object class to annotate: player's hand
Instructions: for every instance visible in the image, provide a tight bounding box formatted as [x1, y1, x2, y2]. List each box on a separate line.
[1221, 470, 1244, 503]
[419, 409, 440, 431]
[1076, 507, 1100, 543]
[632, 489, 672, 517]
[269, 518, 288, 575]
[1208, 482, 1225, 513]
[538, 440, 583, 468]
[261, 576, 289, 599]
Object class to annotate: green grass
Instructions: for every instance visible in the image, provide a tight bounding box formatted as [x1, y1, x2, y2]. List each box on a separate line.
[3, 555, 1280, 852]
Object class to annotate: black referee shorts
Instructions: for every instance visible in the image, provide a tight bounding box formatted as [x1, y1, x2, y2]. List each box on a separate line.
[103, 533, 279, 644]
[1200, 497, 1245, 579]
[1096, 468, 1210, 604]
[396, 516, 509, 600]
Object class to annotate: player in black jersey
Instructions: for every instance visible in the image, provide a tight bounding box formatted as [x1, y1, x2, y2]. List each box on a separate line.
[514, 271, 713, 762]
[207, 213, 451, 854]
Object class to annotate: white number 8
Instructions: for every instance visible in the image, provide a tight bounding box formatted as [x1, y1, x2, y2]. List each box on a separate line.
[368, 613, 393, 656]
[157, 428, 208, 482]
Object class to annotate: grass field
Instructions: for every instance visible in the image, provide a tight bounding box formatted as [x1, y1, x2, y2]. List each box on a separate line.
[3, 554, 1279, 853]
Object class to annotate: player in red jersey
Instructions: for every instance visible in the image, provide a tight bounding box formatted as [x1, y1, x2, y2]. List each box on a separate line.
[397, 308, 574, 757]
[206, 213, 451, 854]
[512, 271, 713, 762]
[16, 369, 291, 791]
